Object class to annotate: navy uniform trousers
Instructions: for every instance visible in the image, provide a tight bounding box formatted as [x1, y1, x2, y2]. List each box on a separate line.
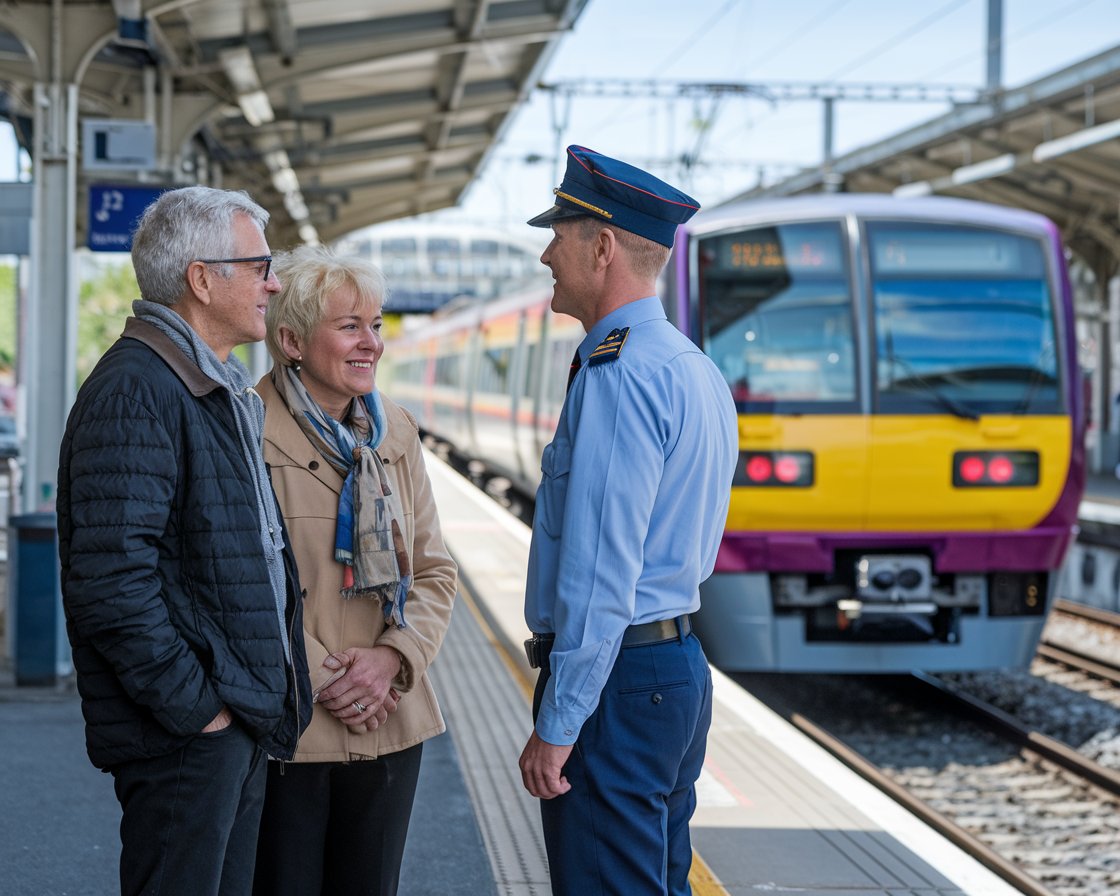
[532, 629, 713, 896]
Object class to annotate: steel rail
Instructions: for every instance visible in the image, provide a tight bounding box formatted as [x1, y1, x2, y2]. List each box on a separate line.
[1036, 641, 1120, 685]
[1052, 598, 1120, 628]
[911, 670, 1120, 797]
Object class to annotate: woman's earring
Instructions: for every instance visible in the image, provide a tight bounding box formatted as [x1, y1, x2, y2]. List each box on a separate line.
[293, 355, 302, 371]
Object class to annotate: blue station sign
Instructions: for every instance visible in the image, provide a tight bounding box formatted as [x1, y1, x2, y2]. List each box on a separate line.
[87, 185, 166, 252]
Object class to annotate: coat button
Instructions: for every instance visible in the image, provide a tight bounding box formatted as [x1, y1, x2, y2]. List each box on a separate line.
[652, 693, 662, 704]
[309, 460, 319, 470]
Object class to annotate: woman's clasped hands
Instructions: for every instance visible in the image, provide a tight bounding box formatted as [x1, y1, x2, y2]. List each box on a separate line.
[313, 647, 402, 732]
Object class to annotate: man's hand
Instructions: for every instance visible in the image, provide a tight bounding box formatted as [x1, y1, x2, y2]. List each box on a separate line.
[519, 730, 573, 799]
[201, 706, 232, 733]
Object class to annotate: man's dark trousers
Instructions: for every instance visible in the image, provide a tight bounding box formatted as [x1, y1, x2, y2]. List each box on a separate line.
[111, 720, 266, 896]
[534, 632, 713, 895]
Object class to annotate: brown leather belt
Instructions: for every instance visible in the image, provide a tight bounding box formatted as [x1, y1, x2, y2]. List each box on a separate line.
[524, 614, 692, 669]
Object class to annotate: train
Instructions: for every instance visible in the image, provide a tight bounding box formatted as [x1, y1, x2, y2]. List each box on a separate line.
[383, 193, 1087, 673]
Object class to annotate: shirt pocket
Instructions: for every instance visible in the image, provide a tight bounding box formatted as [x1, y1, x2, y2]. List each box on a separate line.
[538, 439, 572, 538]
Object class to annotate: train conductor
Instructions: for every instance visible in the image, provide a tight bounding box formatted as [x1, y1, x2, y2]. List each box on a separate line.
[518, 145, 739, 895]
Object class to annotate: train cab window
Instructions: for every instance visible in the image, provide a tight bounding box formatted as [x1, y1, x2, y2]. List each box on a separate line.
[867, 222, 1060, 416]
[697, 221, 856, 413]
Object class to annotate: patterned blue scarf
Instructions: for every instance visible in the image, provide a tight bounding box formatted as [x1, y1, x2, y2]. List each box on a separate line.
[273, 365, 410, 627]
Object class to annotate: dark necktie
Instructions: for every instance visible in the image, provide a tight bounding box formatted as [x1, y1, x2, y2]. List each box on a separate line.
[566, 349, 581, 394]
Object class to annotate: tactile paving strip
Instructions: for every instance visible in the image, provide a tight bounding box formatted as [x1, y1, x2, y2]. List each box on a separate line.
[429, 595, 552, 895]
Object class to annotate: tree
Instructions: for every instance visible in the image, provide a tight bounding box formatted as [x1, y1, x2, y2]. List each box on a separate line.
[77, 261, 137, 383]
[0, 262, 14, 369]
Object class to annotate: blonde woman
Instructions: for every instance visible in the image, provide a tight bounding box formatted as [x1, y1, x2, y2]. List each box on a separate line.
[252, 245, 457, 896]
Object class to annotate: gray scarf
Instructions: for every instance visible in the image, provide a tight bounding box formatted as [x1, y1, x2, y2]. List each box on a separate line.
[133, 299, 291, 661]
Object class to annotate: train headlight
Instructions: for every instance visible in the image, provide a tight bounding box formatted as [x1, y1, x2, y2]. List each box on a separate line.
[735, 450, 814, 487]
[952, 450, 1039, 487]
[856, 554, 932, 600]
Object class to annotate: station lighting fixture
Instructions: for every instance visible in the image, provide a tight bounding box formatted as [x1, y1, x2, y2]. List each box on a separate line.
[220, 49, 318, 245]
[219, 47, 275, 126]
[1032, 118, 1120, 162]
[949, 152, 1017, 186]
[895, 117, 1120, 198]
[892, 181, 932, 198]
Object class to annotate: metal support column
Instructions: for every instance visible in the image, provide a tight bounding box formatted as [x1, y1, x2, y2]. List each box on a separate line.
[25, 80, 78, 511]
[822, 96, 841, 192]
[986, 0, 1003, 94]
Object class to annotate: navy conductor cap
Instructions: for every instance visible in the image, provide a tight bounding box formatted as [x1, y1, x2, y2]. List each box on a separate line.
[527, 145, 700, 248]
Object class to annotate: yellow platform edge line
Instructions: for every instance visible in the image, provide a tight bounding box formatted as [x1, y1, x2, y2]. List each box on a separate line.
[456, 580, 731, 896]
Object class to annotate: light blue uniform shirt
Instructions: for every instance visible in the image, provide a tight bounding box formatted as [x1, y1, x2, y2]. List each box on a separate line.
[526, 296, 739, 745]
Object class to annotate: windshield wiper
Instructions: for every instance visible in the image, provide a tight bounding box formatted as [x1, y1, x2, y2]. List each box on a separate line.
[883, 333, 979, 421]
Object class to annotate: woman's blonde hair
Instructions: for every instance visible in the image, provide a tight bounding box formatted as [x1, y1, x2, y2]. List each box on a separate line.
[265, 244, 388, 367]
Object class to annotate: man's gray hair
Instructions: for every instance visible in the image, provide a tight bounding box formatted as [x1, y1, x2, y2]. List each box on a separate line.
[131, 186, 270, 306]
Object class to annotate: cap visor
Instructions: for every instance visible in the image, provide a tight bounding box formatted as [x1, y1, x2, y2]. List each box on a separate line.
[526, 205, 587, 228]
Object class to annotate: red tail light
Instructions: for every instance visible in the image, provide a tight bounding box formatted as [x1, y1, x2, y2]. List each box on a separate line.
[952, 450, 1039, 487]
[745, 455, 772, 482]
[735, 451, 814, 487]
[959, 456, 986, 483]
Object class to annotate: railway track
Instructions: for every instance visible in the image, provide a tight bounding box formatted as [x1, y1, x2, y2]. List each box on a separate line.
[1040, 600, 1120, 683]
[736, 670, 1120, 896]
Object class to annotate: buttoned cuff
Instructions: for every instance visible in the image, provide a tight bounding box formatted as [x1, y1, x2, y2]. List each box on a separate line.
[534, 705, 583, 746]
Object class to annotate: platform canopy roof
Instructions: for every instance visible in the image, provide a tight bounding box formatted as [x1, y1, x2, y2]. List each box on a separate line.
[730, 44, 1120, 281]
[0, 0, 587, 246]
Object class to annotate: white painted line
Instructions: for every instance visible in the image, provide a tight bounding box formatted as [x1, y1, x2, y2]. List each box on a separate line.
[710, 670, 1022, 896]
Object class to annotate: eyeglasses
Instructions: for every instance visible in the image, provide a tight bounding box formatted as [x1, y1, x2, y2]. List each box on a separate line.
[197, 255, 272, 281]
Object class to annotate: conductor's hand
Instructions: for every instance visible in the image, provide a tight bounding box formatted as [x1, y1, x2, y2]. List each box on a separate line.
[519, 730, 573, 799]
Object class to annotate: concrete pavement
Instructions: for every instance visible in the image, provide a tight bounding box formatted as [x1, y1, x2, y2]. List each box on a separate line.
[0, 648, 493, 896]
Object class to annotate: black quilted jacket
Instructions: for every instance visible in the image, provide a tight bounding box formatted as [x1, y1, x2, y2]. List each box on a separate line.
[57, 318, 311, 769]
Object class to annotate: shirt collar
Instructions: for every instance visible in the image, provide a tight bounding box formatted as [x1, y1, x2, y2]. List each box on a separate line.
[579, 296, 665, 359]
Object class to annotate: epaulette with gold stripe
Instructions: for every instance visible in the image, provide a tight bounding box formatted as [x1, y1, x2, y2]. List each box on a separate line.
[587, 327, 629, 366]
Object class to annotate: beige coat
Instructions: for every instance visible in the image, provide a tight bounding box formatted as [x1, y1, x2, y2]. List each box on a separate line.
[258, 373, 457, 761]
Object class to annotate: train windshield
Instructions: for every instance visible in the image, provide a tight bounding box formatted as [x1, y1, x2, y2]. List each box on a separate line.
[868, 221, 1060, 416]
[697, 221, 857, 413]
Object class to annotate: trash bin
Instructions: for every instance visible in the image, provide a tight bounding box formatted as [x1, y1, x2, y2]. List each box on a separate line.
[9, 512, 72, 686]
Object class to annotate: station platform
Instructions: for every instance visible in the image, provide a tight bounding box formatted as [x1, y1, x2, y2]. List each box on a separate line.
[0, 453, 1041, 895]
[423, 453, 1023, 896]
[1083, 469, 1120, 506]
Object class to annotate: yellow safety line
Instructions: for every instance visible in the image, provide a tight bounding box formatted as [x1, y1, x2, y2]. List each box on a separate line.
[689, 849, 727, 895]
[456, 581, 731, 896]
[457, 579, 534, 703]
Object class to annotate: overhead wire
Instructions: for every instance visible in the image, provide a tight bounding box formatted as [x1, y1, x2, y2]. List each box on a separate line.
[743, 0, 857, 72]
[915, 0, 1105, 82]
[825, 0, 975, 80]
[576, 0, 746, 186]
[654, 0, 745, 75]
[709, 0, 859, 179]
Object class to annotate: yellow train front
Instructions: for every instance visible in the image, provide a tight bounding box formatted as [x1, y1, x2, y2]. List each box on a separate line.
[672, 194, 1087, 672]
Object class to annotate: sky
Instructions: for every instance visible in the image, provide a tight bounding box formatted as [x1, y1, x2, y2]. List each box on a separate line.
[433, 0, 1120, 237]
[1, 0, 1117, 243]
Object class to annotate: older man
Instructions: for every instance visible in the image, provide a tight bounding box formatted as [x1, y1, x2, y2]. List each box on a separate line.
[518, 146, 739, 896]
[58, 186, 311, 896]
